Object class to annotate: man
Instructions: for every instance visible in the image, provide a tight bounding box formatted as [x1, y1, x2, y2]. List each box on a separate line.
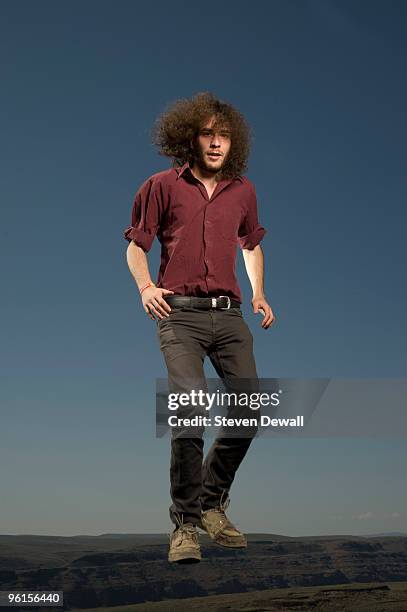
[124, 92, 275, 564]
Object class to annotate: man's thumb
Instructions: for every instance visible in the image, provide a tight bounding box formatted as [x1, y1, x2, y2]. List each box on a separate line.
[161, 289, 175, 294]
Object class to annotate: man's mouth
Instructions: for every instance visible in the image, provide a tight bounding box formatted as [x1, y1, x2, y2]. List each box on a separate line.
[207, 152, 222, 159]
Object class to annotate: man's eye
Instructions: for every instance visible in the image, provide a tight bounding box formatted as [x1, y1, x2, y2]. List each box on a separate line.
[200, 130, 230, 138]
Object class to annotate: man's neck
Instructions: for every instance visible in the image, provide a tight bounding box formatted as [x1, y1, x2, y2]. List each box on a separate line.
[190, 162, 220, 186]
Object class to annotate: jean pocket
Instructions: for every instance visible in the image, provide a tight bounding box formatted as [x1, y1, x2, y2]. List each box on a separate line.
[226, 307, 243, 317]
[156, 306, 184, 326]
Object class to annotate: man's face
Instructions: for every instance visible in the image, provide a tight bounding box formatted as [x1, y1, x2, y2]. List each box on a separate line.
[193, 116, 231, 174]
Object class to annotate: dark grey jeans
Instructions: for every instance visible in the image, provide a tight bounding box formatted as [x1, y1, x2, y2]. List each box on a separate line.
[157, 305, 259, 526]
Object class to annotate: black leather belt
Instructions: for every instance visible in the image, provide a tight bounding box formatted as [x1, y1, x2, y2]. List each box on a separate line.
[165, 295, 240, 310]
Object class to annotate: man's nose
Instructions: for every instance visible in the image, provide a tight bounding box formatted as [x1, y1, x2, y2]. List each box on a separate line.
[210, 134, 221, 146]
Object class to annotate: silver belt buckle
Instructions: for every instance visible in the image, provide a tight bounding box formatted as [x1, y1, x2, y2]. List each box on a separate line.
[218, 295, 231, 309]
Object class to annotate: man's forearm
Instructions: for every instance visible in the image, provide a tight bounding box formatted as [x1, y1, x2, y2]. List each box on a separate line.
[126, 241, 154, 291]
[242, 244, 265, 298]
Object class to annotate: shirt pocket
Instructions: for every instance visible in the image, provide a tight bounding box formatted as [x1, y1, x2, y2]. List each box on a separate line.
[219, 204, 244, 241]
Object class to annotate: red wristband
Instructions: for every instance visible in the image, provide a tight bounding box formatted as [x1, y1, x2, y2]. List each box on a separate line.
[140, 281, 155, 295]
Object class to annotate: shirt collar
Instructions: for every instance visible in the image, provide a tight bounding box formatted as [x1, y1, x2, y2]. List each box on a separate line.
[176, 161, 244, 183]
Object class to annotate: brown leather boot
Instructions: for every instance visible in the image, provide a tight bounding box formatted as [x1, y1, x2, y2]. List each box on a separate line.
[199, 491, 247, 548]
[168, 514, 201, 563]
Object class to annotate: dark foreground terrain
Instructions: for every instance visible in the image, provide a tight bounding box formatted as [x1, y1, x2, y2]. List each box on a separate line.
[1, 533, 407, 610]
[78, 582, 407, 611]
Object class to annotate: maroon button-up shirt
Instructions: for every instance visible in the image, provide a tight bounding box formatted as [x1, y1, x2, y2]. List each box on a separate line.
[123, 162, 266, 303]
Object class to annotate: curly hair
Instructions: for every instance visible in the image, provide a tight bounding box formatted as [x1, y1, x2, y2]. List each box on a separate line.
[151, 92, 252, 180]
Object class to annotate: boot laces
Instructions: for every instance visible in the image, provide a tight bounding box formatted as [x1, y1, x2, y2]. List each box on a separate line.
[169, 511, 198, 545]
[211, 490, 235, 527]
[218, 489, 230, 512]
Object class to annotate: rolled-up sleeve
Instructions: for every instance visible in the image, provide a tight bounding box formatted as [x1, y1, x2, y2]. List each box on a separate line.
[237, 182, 267, 250]
[123, 177, 163, 252]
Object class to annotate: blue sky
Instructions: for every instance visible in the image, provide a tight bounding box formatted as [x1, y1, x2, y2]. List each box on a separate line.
[1, 0, 406, 536]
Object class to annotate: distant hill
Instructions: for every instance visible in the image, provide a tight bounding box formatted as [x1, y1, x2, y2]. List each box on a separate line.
[0, 533, 406, 609]
[364, 532, 407, 537]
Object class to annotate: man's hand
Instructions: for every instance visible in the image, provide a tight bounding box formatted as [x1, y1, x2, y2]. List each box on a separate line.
[142, 287, 174, 321]
[252, 295, 275, 329]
